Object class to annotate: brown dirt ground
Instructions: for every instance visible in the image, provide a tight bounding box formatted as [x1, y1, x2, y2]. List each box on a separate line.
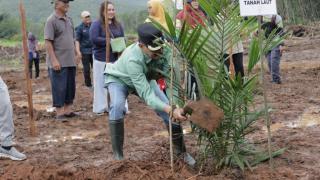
[0, 34, 320, 179]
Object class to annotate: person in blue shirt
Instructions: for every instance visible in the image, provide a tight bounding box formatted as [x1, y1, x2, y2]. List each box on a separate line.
[262, 15, 285, 84]
[76, 11, 93, 88]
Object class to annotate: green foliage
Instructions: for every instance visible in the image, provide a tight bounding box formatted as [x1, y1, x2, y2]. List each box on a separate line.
[0, 0, 148, 24]
[0, 0, 148, 37]
[278, 0, 320, 24]
[118, 10, 148, 34]
[0, 0, 148, 40]
[0, 3, 147, 40]
[0, 13, 20, 39]
[0, 39, 21, 47]
[155, 0, 286, 171]
[0, 12, 44, 40]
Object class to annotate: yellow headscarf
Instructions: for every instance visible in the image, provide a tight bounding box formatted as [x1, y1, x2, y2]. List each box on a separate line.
[146, 0, 169, 31]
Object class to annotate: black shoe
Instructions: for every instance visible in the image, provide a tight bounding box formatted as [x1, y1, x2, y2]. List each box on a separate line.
[271, 80, 282, 84]
[55, 115, 68, 122]
[64, 112, 79, 118]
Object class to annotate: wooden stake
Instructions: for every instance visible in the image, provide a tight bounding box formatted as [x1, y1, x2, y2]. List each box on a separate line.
[228, 40, 235, 79]
[19, 1, 37, 136]
[104, 1, 111, 107]
[167, 0, 181, 172]
[182, 0, 188, 102]
[258, 19, 273, 169]
[227, 5, 235, 79]
[104, 1, 111, 63]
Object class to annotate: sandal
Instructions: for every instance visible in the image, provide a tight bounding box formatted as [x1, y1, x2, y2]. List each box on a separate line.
[64, 112, 78, 118]
[56, 115, 68, 122]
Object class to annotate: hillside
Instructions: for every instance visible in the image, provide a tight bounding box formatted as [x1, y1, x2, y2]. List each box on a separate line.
[0, 0, 148, 24]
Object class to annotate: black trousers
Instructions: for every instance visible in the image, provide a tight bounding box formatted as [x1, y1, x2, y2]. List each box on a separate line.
[28, 52, 40, 78]
[224, 53, 244, 78]
[81, 54, 93, 87]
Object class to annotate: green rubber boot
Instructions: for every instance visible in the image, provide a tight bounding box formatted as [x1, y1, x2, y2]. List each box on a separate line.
[109, 119, 124, 160]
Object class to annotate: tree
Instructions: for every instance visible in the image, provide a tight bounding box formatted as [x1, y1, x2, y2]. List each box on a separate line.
[278, 0, 320, 24]
[118, 10, 148, 34]
[0, 13, 20, 39]
[153, 0, 286, 171]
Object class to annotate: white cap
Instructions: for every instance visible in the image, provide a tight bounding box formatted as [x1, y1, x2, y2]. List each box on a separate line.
[81, 11, 91, 18]
[264, 14, 283, 27]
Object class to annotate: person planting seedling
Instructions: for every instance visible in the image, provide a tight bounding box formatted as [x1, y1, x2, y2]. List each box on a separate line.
[104, 23, 196, 166]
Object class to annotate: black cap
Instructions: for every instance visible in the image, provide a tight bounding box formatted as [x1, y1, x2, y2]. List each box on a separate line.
[137, 23, 164, 51]
[51, 0, 74, 4]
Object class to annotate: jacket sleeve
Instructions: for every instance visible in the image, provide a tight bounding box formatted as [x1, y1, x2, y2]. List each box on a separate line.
[89, 21, 106, 46]
[75, 25, 82, 41]
[120, 24, 125, 37]
[127, 60, 167, 111]
[44, 18, 55, 41]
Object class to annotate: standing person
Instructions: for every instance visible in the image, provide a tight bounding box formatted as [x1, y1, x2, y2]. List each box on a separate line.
[0, 76, 27, 161]
[262, 14, 285, 84]
[146, 0, 169, 31]
[28, 32, 40, 79]
[75, 11, 93, 89]
[89, 1, 127, 115]
[44, 0, 79, 120]
[224, 38, 245, 79]
[104, 23, 195, 166]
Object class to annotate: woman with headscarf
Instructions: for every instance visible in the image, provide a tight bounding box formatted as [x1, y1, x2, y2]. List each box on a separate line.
[146, 0, 169, 31]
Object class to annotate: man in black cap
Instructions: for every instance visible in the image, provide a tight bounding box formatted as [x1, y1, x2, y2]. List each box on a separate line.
[45, 0, 79, 120]
[103, 23, 196, 166]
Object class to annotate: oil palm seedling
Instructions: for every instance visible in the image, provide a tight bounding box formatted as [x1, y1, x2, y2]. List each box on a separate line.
[152, 0, 286, 171]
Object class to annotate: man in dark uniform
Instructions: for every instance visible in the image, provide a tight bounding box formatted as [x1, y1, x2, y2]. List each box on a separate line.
[76, 10, 93, 89]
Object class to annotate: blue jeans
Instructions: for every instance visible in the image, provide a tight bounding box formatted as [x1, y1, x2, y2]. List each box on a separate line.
[48, 67, 76, 107]
[266, 46, 281, 82]
[107, 81, 181, 129]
